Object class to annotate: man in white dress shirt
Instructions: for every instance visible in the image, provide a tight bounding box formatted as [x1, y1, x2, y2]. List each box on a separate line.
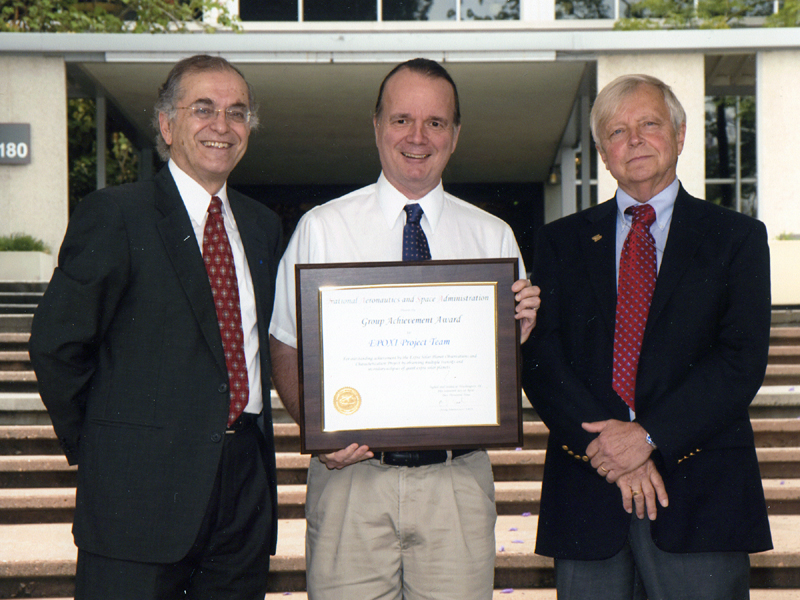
[269, 58, 540, 600]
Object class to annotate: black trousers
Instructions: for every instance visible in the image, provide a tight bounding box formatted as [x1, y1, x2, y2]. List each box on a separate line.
[75, 420, 273, 600]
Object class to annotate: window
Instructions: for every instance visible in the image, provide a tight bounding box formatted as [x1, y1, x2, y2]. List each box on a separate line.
[705, 96, 757, 217]
[238, 0, 520, 21]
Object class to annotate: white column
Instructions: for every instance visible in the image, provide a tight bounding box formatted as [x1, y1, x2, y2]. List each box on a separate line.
[521, 0, 556, 20]
[595, 54, 705, 203]
[756, 50, 800, 239]
[757, 50, 800, 305]
[0, 56, 68, 268]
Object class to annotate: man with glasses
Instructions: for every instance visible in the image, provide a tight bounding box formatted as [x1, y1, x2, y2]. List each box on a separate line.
[30, 55, 282, 600]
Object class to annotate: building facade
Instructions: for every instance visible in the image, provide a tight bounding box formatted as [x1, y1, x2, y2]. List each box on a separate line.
[1, 4, 798, 300]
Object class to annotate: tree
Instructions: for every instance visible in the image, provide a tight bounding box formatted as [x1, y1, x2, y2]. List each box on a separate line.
[1, 0, 241, 33]
[615, 0, 773, 28]
[557, 0, 612, 19]
[766, 0, 800, 25]
[2, 0, 240, 210]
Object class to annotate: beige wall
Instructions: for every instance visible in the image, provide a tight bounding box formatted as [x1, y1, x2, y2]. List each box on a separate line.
[595, 54, 705, 203]
[0, 55, 68, 269]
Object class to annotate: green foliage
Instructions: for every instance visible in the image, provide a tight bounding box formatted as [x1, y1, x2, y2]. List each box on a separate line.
[0, 233, 50, 253]
[68, 98, 96, 211]
[615, 0, 773, 28]
[766, 0, 800, 25]
[556, 0, 612, 19]
[108, 131, 139, 186]
[1, 0, 241, 33]
[68, 99, 140, 212]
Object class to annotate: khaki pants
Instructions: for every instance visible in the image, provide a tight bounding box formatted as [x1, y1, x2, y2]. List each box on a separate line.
[305, 450, 497, 600]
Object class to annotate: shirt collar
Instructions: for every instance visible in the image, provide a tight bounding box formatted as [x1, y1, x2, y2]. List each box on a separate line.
[376, 172, 444, 232]
[168, 159, 233, 227]
[615, 177, 679, 232]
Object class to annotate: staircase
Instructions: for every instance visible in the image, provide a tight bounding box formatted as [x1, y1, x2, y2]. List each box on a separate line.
[2, 281, 800, 599]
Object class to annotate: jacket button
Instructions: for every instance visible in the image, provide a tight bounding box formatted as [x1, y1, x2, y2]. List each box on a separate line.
[218, 383, 228, 393]
[210, 433, 222, 443]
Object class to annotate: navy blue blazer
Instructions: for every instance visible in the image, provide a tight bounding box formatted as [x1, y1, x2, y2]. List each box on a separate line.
[522, 186, 773, 559]
[30, 167, 282, 563]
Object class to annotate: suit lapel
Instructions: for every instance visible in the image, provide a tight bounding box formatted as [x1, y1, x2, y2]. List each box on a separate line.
[581, 199, 619, 336]
[229, 191, 273, 335]
[153, 168, 227, 373]
[646, 187, 708, 332]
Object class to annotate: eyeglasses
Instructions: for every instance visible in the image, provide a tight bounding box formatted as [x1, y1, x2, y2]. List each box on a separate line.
[177, 105, 252, 124]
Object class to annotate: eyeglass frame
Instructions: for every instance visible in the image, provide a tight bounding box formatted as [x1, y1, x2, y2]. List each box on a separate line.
[176, 103, 253, 125]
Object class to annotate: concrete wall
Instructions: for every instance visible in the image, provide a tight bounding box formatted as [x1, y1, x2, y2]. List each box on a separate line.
[0, 56, 68, 271]
[596, 53, 705, 203]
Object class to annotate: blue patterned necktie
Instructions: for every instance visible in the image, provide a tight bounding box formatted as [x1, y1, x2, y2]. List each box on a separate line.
[612, 203, 657, 411]
[403, 203, 431, 261]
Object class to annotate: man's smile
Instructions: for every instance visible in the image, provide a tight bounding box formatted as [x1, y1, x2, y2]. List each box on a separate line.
[402, 151, 430, 159]
[203, 141, 233, 149]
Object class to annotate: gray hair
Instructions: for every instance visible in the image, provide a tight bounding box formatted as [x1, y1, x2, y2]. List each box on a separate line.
[590, 74, 685, 149]
[152, 54, 259, 162]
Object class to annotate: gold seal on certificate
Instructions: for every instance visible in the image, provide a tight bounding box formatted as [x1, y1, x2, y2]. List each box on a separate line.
[333, 387, 362, 415]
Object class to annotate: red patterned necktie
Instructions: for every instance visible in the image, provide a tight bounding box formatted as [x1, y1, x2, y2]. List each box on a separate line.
[203, 196, 249, 426]
[612, 203, 657, 412]
[403, 204, 431, 261]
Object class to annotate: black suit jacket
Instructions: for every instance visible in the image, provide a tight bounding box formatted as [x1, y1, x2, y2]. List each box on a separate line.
[29, 167, 282, 563]
[522, 186, 773, 560]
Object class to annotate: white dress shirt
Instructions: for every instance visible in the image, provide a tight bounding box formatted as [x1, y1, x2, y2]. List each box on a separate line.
[270, 172, 525, 349]
[169, 160, 262, 415]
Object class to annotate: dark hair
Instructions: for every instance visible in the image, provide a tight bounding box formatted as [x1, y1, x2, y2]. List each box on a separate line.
[152, 54, 259, 161]
[374, 58, 461, 127]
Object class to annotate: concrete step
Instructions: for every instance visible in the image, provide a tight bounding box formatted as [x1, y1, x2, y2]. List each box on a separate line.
[0, 370, 37, 394]
[0, 282, 47, 294]
[0, 350, 30, 371]
[771, 327, 800, 345]
[3, 419, 800, 466]
[0, 422, 551, 456]
[770, 346, 800, 364]
[0, 314, 33, 334]
[0, 304, 36, 315]
[4, 479, 800, 526]
[0, 292, 44, 305]
[4, 385, 800, 425]
[0, 332, 29, 351]
[3, 447, 800, 489]
[765, 365, 800, 386]
[2, 515, 800, 596]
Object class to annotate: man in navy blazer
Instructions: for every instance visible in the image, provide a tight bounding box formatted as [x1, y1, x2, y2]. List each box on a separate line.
[522, 74, 772, 599]
[29, 55, 282, 600]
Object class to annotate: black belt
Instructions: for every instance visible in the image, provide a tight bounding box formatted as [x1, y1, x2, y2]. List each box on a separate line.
[372, 449, 477, 467]
[225, 412, 259, 434]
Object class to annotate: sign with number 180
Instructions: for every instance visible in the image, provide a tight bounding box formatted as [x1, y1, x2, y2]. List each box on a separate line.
[0, 124, 31, 165]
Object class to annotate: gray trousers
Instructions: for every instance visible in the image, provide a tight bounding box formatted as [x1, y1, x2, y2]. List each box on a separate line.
[555, 514, 750, 600]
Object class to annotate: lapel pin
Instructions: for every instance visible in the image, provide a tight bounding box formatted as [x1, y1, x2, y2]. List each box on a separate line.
[592, 234, 602, 242]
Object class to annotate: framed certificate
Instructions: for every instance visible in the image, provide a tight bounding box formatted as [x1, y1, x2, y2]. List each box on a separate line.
[295, 258, 522, 453]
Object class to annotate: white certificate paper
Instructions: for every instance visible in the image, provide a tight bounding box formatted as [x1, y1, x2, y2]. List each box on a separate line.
[319, 283, 498, 432]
